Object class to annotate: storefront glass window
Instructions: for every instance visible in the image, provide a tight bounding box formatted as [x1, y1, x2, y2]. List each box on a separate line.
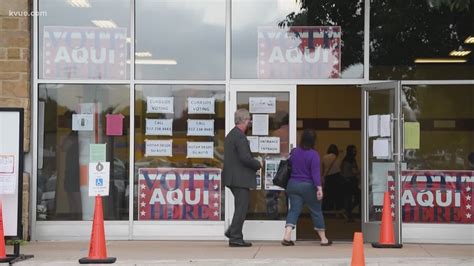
[37, 84, 130, 221]
[366, 89, 395, 222]
[39, 0, 130, 80]
[135, 0, 226, 80]
[400, 85, 474, 224]
[370, 1, 473, 79]
[236, 92, 290, 220]
[134, 85, 225, 221]
[232, 0, 364, 79]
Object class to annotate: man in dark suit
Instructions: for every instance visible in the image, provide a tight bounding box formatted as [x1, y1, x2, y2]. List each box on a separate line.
[223, 109, 262, 247]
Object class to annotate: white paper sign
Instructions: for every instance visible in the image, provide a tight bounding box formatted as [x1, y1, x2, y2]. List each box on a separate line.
[264, 159, 285, 191]
[72, 114, 94, 131]
[187, 142, 214, 158]
[88, 162, 110, 196]
[145, 139, 173, 157]
[368, 115, 379, 137]
[252, 114, 269, 136]
[0, 155, 15, 193]
[380, 114, 391, 137]
[247, 136, 259, 153]
[147, 97, 174, 114]
[0, 110, 21, 234]
[0, 155, 14, 173]
[0, 173, 16, 194]
[187, 119, 214, 136]
[249, 97, 276, 113]
[146, 119, 173, 136]
[188, 97, 215, 114]
[373, 138, 391, 158]
[259, 137, 280, 154]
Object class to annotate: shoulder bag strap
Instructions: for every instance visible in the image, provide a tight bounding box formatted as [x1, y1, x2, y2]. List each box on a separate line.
[323, 156, 337, 177]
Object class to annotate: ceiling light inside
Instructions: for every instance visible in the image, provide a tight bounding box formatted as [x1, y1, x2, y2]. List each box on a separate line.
[67, 0, 91, 8]
[135, 52, 153, 57]
[127, 59, 177, 65]
[464, 36, 474, 44]
[449, 50, 471, 57]
[414, 58, 467, 63]
[91, 20, 117, 29]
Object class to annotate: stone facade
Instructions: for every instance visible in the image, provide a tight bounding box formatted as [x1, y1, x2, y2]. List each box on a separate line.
[0, 0, 31, 240]
[0, 0, 31, 152]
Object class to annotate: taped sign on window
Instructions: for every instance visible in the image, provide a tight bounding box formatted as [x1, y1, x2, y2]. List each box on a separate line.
[145, 139, 173, 157]
[187, 119, 214, 136]
[187, 142, 214, 158]
[146, 119, 173, 136]
[259, 137, 280, 154]
[188, 97, 215, 114]
[147, 97, 174, 114]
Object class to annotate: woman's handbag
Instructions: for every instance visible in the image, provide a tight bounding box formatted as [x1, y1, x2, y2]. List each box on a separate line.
[272, 158, 292, 189]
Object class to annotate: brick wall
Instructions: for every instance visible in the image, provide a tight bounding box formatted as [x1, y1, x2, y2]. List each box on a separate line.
[0, 0, 31, 240]
[0, 0, 31, 152]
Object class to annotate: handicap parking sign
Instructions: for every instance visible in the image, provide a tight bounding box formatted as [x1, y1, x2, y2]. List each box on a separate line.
[96, 178, 103, 186]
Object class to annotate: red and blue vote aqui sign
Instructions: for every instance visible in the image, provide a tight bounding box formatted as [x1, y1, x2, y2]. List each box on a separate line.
[138, 168, 221, 221]
[388, 170, 473, 224]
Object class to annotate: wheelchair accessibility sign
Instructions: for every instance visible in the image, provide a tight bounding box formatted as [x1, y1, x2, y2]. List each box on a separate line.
[88, 161, 110, 196]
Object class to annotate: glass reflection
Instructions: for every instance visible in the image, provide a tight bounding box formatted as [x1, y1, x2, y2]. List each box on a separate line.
[232, 0, 364, 79]
[135, 0, 225, 80]
[37, 84, 130, 220]
[400, 85, 474, 224]
[367, 89, 394, 222]
[370, 1, 473, 79]
[402, 85, 474, 171]
[39, 0, 130, 80]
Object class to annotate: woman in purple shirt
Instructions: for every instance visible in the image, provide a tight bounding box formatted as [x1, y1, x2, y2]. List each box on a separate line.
[281, 130, 332, 246]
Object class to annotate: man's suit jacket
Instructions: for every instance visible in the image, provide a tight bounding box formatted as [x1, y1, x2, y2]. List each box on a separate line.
[223, 127, 261, 189]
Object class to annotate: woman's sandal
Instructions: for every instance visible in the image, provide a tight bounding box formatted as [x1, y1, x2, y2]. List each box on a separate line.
[320, 240, 333, 246]
[281, 239, 295, 246]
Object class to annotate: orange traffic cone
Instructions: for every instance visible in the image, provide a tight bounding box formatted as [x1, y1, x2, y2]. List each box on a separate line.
[371, 192, 403, 248]
[79, 196, 116, 264]
[351, 232, 365, 266]
[0, 201, 15, 263]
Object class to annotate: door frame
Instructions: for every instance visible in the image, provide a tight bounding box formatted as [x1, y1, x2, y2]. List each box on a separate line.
[226, 84, 297, 240]
[361, 81, 403, 244]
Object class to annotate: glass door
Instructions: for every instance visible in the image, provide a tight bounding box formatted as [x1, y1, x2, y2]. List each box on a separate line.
[361, 82, 403, 244]
[227, 84, 296, 240]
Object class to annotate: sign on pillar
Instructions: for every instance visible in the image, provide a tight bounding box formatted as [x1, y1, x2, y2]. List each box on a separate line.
[88, 162, 110, 197]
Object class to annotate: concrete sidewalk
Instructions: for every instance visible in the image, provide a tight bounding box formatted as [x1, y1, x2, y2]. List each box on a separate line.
[6, 240, 474, 265]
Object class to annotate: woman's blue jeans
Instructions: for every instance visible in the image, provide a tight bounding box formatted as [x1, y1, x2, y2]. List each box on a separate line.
[285, 179, 325, 230]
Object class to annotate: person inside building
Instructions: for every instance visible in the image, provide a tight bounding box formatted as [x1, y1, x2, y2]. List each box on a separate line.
[468, 152, 474, 170]
[281, 129, 332, 246]
[223, 108, 262, 247]
[340, 145, 361, 222]
[321, 144, 342, 212]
